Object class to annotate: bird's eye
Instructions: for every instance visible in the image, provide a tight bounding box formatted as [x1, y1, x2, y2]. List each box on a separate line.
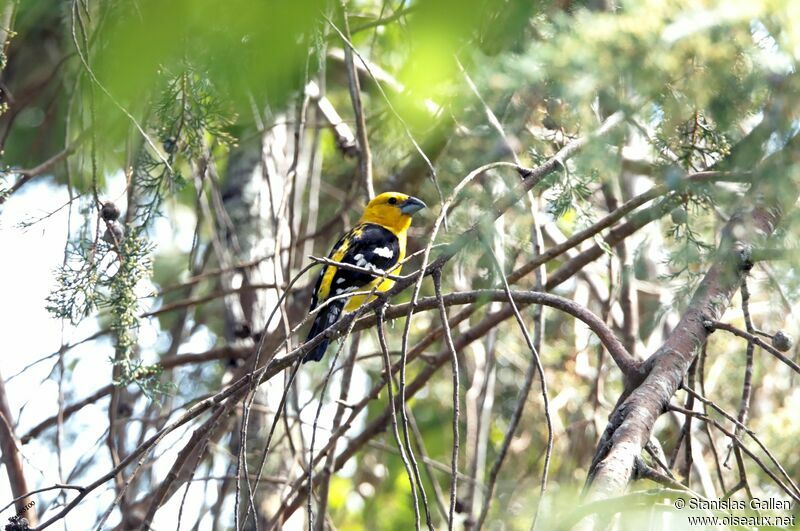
[388, 197, 398, 205]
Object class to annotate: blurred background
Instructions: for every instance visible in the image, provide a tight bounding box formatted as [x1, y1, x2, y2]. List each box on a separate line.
[0, 0, 799, 529]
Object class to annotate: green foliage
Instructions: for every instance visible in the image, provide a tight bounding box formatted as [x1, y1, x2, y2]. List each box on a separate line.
[104, 233, 164, 396]
[540, 166, 593, 220]
[655, 111, 732, 171]
[9, 0, 800, 527]
[155, 67, 236, 159]
[131, 66, 236, 225]
[46, 204, 109, 323]
[92, 0, 324, 125]
[46, 239, 101, 324]
[47, 223, 161, 395]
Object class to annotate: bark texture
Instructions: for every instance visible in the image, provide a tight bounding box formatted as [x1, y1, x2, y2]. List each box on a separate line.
[584, 137, 800, 504]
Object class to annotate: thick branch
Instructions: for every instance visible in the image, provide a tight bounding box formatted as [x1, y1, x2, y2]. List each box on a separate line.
[0, 371, 37, 523]
[35, 114, 625, 525]
[584, 135, 800, 504]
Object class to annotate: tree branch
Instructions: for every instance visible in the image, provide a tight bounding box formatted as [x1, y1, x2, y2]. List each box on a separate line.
[583, 134, 800, 507]
[0, 371, 37, 523]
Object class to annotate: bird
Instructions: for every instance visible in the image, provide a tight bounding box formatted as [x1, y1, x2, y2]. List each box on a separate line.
[303, 192, 427, 363]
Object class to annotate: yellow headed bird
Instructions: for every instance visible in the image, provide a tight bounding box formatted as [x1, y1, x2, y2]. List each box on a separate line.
[304, 192, 427, 362]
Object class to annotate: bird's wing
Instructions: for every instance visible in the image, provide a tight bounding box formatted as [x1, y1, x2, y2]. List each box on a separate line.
[310, 223, 401, 309]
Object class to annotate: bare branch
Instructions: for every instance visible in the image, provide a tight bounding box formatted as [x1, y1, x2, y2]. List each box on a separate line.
[583, 134, 800, 506]
[335, 4, 374, 200]
[433, 270, 460, 531]
[0, 371, 37, 523]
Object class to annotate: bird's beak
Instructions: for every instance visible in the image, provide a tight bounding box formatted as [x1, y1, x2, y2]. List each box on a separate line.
[399, 196, 427, 215]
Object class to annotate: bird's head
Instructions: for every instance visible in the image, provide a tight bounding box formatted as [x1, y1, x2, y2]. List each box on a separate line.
[360, 192, 427, 233]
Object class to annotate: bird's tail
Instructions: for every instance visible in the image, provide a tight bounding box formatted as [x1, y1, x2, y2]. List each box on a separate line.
[303, 299, 345, 363]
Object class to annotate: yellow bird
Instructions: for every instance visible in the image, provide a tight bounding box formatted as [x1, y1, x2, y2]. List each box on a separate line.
[304, 192, 427, 362]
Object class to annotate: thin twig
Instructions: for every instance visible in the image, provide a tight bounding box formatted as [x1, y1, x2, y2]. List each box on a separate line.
[680, 385, 799, 497]
[325, 15, 444, 207]
[668, 405, 799, 502]
[0, 131, 88, 204]
[377, 306, 423, 531]
[433, 270, 460, 531]
[705, 320, 800, 373]
[305, 296, 368, 529]
[314, 331, 360, 530]
[407, 410, 450, 523]
[338, 1, 374, 200]
[480, 242, 553, 531]
[723, 277, 756, 498]
[697, 343, 727, 493]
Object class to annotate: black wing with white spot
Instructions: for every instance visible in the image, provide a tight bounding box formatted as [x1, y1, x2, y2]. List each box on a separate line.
[309, 223, 400, 310]
[304, 223, 400, 363]
[325, 223, 400, 298]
